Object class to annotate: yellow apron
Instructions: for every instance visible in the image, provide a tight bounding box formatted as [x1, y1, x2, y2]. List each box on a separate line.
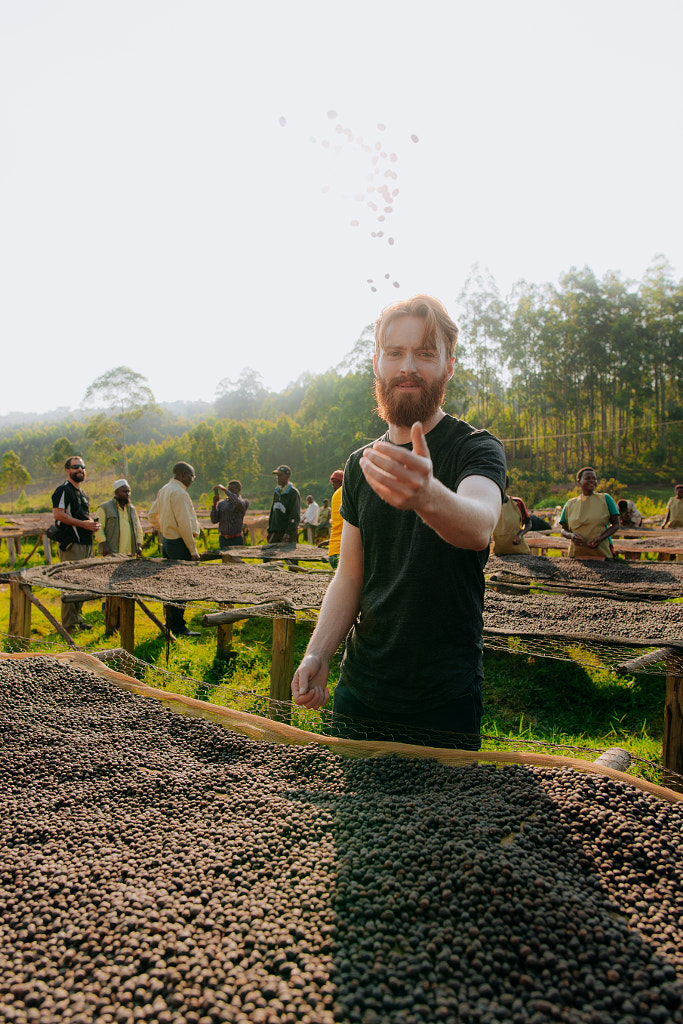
[492, 498, 530, 555]
[564, 492, 613, 560]
[665, 497, 683, 529]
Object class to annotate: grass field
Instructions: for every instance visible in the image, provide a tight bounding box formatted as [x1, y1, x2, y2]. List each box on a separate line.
[0, 538, 669, 781]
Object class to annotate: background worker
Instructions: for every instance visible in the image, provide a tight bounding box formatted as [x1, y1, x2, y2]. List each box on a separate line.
[618, 499, 643, 529]
[267, 465, 300, 543]
[300, 494, 320, 544]
[148, 461, 200, 637]
[316, 498, 331, 542]
[327, 470, 344, 568]
[491, 477, 531, 554]
[662, 484, 683, 529]
[51, 456, 100, 634]
[559, 467, 619, 560]
[211, 480, 249, 549]
[95, 479, 143, 557]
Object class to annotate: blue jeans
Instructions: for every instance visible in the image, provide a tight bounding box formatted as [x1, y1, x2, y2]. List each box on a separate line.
[330, 679, 482, 750]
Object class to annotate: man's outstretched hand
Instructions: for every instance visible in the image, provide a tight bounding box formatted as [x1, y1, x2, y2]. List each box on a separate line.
[359, 421, 432, 511]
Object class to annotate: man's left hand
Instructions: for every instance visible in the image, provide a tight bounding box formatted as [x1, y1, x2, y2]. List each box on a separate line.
[359, 422, 432, 511]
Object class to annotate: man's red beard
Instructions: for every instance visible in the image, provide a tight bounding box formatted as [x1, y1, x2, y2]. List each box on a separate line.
[373, 372, 449, 428]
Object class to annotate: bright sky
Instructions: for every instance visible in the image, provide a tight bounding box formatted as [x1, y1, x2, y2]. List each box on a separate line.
[1, 1, 682, 416]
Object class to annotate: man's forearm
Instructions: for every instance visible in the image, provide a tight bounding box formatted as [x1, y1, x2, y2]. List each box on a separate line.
[305, 572, 361, 664]
[417, 479, 500, 551]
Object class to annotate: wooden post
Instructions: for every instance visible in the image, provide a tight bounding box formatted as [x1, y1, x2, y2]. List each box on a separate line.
[216, 604, 233, 660]
[105, 596, 121, 636]
[8, 579, 31, 649]
[7, 538, 16, 569]
[269, 615, 295, 724]
[43, 535, 53, 565]
[119, 597, 136, 654]
[663, 653, 683, 792]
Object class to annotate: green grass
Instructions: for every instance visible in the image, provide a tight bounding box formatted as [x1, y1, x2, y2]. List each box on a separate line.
[481, 649, 663, 768]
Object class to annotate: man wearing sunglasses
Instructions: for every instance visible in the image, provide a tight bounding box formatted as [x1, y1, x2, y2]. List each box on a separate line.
[51, 457, 100, 633]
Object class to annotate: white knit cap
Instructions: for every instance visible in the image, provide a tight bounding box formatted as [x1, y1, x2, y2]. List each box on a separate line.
[113, 479, 129, 490]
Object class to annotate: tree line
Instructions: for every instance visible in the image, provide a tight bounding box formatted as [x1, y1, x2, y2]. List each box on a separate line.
[2, 258, 682, 512]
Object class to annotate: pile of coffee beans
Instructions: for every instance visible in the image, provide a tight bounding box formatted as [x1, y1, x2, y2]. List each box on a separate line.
[1, 656, 682, 1024]
[25, 558, 330, 609]
[485, 589, 683, 642]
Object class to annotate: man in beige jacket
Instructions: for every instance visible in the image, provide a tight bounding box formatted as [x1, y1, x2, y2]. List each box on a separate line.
[148, 461, 200, 637]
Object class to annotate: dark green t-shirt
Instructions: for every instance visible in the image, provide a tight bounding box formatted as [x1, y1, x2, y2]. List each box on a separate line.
[339, 414, 507, 712]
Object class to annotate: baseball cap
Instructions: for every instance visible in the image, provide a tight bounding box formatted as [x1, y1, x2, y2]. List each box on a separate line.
[272, 465, 291, 475]
[330, 470, 344, 483]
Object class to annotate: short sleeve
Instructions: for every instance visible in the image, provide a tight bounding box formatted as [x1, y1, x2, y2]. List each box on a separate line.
[605, 494, 619, 516]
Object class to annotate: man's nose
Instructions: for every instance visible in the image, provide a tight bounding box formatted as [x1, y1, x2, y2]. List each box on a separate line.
[398, 350, 418, 374]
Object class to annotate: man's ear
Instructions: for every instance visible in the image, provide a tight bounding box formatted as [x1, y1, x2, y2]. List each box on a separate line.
[372, 352, 378, 376]
[446, 356, 455, 381]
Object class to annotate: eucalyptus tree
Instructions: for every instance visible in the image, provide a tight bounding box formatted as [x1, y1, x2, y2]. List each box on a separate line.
[83, 367, 156, 478]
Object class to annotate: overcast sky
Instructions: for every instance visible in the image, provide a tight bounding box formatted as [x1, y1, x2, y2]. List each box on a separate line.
[1, 1, 682, 416]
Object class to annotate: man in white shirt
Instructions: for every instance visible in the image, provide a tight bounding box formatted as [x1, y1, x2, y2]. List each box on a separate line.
[148, 462, 200, 637]
[300, 494, 320, 544]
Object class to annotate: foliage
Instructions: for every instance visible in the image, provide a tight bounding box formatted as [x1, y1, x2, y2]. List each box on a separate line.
[0, 450, 31, 511]
[47, 436, 76, 471]
[84, 413, 124, 473]
[83, 366, 156, 477]
[3, 260, 683, 508]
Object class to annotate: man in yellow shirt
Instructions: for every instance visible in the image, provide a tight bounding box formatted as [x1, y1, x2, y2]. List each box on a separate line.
[95, 480, 143, 557]
[148, 462, 200, 637]
[327, 469, 344, 569]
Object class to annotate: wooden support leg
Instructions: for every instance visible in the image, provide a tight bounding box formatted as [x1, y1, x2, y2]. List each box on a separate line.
[663, 654, 683, 793]
[119, 597, 136, 654]
[105, 596, 121, 636]
[269, 615, 295, 724]
[42, 535, 53, 565]
[7, 538, 16, 569]
[216, 603, 234, 661]
[8, 579, 31, 650]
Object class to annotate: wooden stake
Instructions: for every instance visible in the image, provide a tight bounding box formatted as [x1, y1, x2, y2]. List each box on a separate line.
[119, 597, 136, 654]
[269, 615, 295, 724]
[663, 653, 683, 792]
[8, 579, 31, 649]
[136, 598, 172, 640]
[105, 596, 121, 636]
[216, 603, 233, 660]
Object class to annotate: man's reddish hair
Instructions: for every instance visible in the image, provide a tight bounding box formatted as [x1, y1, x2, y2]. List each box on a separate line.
[374, 294, 459, 360]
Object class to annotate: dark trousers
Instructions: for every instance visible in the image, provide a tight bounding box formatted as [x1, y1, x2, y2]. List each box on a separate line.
[267, 531, 297, 544]
[219, 534, 243, 550]
[330, 679, 483, 750]
[162, 537, 192, 632]
[58, 542, 94, 631]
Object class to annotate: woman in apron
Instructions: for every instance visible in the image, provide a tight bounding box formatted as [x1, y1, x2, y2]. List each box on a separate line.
[558, 467, 619, 560]
[492, 477, 532, 554]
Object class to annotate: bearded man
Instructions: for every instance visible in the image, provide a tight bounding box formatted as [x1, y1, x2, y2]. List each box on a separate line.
[291, 294, 506, 748]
